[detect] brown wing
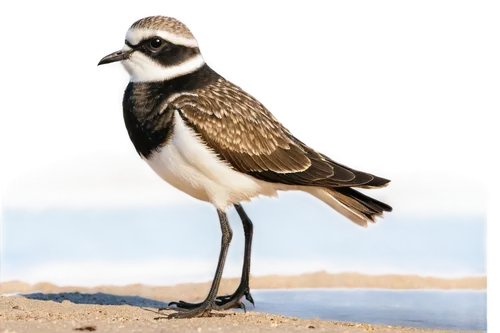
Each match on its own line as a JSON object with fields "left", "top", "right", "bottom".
{"left": 171, "top": 78, "right": 385, "bottom": 188}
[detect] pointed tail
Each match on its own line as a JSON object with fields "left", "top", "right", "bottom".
{"left": 309, "top": 186, "right": 392, "bottom": 227}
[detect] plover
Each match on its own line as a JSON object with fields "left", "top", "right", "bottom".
{"left": 98, "top": 16, "right": 392, "bottom": 318}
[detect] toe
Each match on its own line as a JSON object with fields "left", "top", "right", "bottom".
{"left": 244, "top": 291, "right": 255, "bottom": 306}
{"left": 167, "top": 300, "right": 202, "bottom": 310}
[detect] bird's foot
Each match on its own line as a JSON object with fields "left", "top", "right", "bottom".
{"left": 214, "top": 285, "right": 254, "bottom": 311}
{"left": 158, "top": 299, "right": 220, "bottom": 319}
{"left": 163, "top": 285, "right": 254, "bottom": 314}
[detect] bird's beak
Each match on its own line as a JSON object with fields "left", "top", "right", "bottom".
{"left": 97, "top": 50, "right": 130, "bottom": 66}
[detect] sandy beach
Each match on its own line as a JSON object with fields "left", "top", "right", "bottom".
{"left": 0, "top": 273, "right": 485, "bottom": 332}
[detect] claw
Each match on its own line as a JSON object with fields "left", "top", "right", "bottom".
{"left": 244, "top": 290, "right": 255, "bottom": 306}
{"left": 168, "top": 300, "right": 190, "bottom": 306}
{"left": 167, "top": 300, "right": 204, "bottom": 310}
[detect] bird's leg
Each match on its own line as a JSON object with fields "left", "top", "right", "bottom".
{"left": 165, "top": 209, "right": 233, "bottom": 318}
{"left": 213, "top": 203, "right": 254, "bottom": 310}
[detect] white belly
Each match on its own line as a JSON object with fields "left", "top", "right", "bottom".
{"left": 144, "top": 112, "right": 278, "bottom": 209}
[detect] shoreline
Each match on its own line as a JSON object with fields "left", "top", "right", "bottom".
{"left": 0, "top": 272, "right": 485, "bottom": 333}
{"left": 0, "top": 296, "right": 482, "bottom": 333}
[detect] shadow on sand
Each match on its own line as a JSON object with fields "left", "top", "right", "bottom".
{"left": 22, "top": 292, "right": 170, "bottom": 308}
{"left": 21, "top": 292, "right": 234, "bottom": 319}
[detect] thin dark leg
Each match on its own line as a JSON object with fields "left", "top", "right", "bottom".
{"left": 166, "top": 209, "right": 233, "bottom": 318}
{"left": 170, "top": 203, "right": 255, "bottom": 312}
{"left": 213, "top": 203, "right": 254, "bottom": 310}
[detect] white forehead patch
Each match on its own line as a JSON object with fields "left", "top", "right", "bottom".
{"left": 126, "top": 28, "right": 199, "bottom": 48}
{"left": 122, "top": 52, "right": 205, "bottom": 82}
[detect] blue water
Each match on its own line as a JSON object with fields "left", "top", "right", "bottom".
{"left": 252, "top": 289, "right": 486, "bottom": 331}
{"left": 1, "top": 193, "right": 488, "bottom": 278}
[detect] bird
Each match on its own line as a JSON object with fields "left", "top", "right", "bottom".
{"left": 98, "top": 16, "right": 392, "bottom": 318}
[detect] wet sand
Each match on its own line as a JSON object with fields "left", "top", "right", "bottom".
{"left": 0, "top": 273, "right": 485, "bottom": 332}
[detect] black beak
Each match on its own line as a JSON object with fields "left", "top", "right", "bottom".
{"left": 97, "top": 50, "right": 130, "bottom": 66}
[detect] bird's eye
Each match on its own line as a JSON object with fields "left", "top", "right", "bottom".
{"left": 149, "top": 38, "right": 163, "bottom": 50}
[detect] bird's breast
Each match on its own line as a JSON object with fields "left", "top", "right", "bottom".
{"left": 144, "top": 112, "right": 277, "bottom": 208}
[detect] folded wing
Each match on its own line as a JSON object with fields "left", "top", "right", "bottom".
{"left": 170, "top": 78, "right": 388, "bottom": 189}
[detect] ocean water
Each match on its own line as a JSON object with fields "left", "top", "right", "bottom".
{"left": 252, "top": 289, "right": 487, "bottom": 331}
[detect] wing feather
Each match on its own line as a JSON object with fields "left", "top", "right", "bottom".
{"left": 171, "top": 78, "right": 378, "bottom": 187}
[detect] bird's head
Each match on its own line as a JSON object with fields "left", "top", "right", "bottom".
{"left": 98, "top": 16, "right": 205, "bottom": 82}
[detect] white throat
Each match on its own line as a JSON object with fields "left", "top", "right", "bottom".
{"left": 122, "top": 49, "right": 205, "bottom": 82}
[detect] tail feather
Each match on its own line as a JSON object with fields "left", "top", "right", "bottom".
{"left": 335, "top": 187, "right": 392, "bottom": 215}
{"left": 308, "top": 186, "right": 392, "bottom": 227}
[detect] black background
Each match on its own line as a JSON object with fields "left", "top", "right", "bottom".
{"left": 0, "top": 2, "right": 497, "bottom": 187}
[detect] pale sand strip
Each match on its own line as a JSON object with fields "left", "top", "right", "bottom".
{"left": 1, "top": 272, "right": 486, "bottom": 303}
{"left": 0, "top": 270, "right": 487, "bottom": 333}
